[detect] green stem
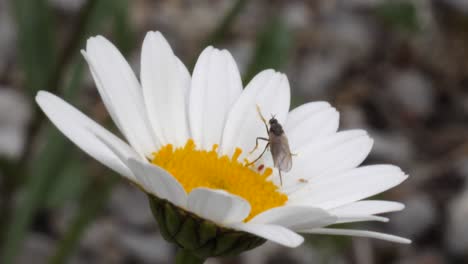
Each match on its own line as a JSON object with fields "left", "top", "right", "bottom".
{"left": 175, "top": 248, "right": 206, "bottom": 264}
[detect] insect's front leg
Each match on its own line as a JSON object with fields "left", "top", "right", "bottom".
{"left": 248, "top": 137, "right": 269, "bottom": 154}
{"left": 279, "top": 169, "right": 283, "bottom": 186}
{"left": 247, "top": 142, "right": 270, "bottom": 166}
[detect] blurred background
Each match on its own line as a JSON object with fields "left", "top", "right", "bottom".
{"left": 1, "top": 0, "right": 468, "bottom": 263}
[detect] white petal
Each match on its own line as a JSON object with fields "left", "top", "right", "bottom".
{"left": 229, "top": 223, "right": 304, "bottom": 248}
{"left": 92, "top": 130, "right": 140, "bottom": 170}
{"left": 334, "top": 215, "right": 389, "bottom": 224}
{"left": 330, "top": 201, "right": 404, "bottom": 225}
{"left": 285, "top": 102, "right": 339, "bottom": 151}
{"left": 289, "top": 165, "right": 408, "bottom": 209}
{"left": 283, "top": 130, "right": 373, "bottom": 188}
{"left": 221, "top": 70, "right": 290, "bottom": 159}
{"left": 249, "top": 206, "right": 336, "bottom": 230}
{"left": 36, "top": 91, "right": 135, "bottom": 180}
{"left": 141, "top": 31, "right": 190, "bottom": 148}
{"left": 80, "top": 51, "right": 123, "bottom": 135}
{"left": 331, "top": 200, "right": 405, "bottom": 216}
{"left": 127, "top": 158, "right": 187, "bottom": 208}
{"left": 300, "top": 228, "right": 411, "bottom": 244}
{"left": 189, "top": 47, "right": 243, "bottom": 150}
{"left": 187, "top": 188, "right": 250, "bottom": 224}
{"left": 83, "top": 36, "right": 156, "bottom": 156}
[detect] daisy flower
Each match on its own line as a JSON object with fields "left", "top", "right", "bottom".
{"left": 36, "top": 31, "right": 410, "bottom": 261}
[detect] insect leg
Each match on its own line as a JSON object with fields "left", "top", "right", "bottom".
{"left": 256, "top": 104, "right": 269, "bottom": 134}
{"left": 246, "top": 143, "right": 270, "bottom": 166}
{"left": 279, "top": 169, "right": 283, "bottom": 186}
{"left": 248, "top": 137, "right": 269, "bottom": 154}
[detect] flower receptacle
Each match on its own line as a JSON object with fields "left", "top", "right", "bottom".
{"left": 148, "top": 195, "right": 265, "bottom": 261}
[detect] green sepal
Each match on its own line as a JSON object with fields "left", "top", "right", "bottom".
{"left": 198, "top": 221, "right": 217, "bottom": 245}
{"left": 148, "top": 195, "right": 266, "bottom": 261}
{"left": 175, "top": 217, "right": 199, "bottom": 251}
{"left": 213, "top": 232, "right": 243, "bottom": 256}
{"left": 149, "top": 197, "right": 174, "bottom": 242}
{"left": 164, "top": 202, "right": 183, "bottom": 237}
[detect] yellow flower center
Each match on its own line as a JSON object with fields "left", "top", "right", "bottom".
{"left": 151, "top": 139, "right": 288, "bottom": 221}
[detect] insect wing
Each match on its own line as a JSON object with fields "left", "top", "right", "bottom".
{"left": 269, "top": 132, "right": 293, "bottom": 172}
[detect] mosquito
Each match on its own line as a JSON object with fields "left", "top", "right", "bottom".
{"left": 247, "top": 105, "right": 293, "bottom": 185}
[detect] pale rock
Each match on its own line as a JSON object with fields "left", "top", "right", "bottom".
{"left": 387, "top": 69, "right": 434, "bottom": 117}
{"left": 117, "top": 230, "right": 172, "bottom": 264}
{"left": 370, "top": 131, "right": 413, "bottom": 166}
{"left": 321, "top": 12, "right": 374, "bottom": 62}
{"left": 240, "top": 242, "right": 324, "bottom": 264}
{"left": 340, "top": 106, "right": 369, "bottom": 130}
{"left": 390, "top": 194, "right": 436, "bottom": 239}
{"left": 17, "top": 233, "right": 55, "bottom": 264}
{"left": 454, "top": 157, "right": 468, "bottom": 183}
{"left": 282, "top": 1, "right": 310, "bottom": 30}
{"left": 80, "top": 219, "right": 118, "bottom": 251}
{"left": 109, "top": 184, "right": 154, "bottom": 227}
{"left": 446, "top": 190, "right": 468, "bottom": 255}
{"left": 226, "top": 40, "right": 253, "bottom": 77}
{"left": 0, "top": 88, "right": 31, "bottom": 159}
{"left": 297, "top": 55, "right": 344, "bottom": 97}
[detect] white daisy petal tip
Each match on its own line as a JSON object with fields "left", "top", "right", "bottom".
{"left": 85, "top": 36, "right": 101, "bottom": 50}
{"left": 141, "top": 27, "right": 190, "bottom": 148}
{"left": 301, "top": 228, "right": 411, "bottom": 244}
{"left": 331, "top": 200, "right": 407, "bottom": 218}
{"left": 143, "top": 31, "right": 171, "bottom": 51}
{"left": 189, "top": 42, "right": 242, "bottom": 149}
{"left": 146, "top": 30, "right": 163, "bottom": 38}
{"left": 79, "top": 49, "right": 87, "bottom": 58}
{"left": 289, "top": 164, "right": 409, "bottom": 209}
{"left": 35, "top": 91, "right": 136, "bottom": 180}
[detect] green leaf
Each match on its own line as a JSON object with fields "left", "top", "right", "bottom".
{"left": 1, "top": 128, "right": 71, "bottom": 264}
{"left": 112, "top": 0, "right": 135, "bottom": 54}
{"left": 47, "top": 2, "right": 135, "bottom": 263}
{"left": 0, "top": 60, "right": 83, "bottom": 263}
{"left": 375, "top": 1, "right": 419, "bottom": 33}
{"left": 44, "top": 155, "right": 89, "bottom": 209}
{"left": 203, "top": 0, "right": 248, "bottom": 46}
{"left": 12, "top": 0, "right": 57, "bottom": 96}
{"left": 188, "top": 0, "right": 248, "bottom": 70}
{"left": 244, "top": 17, "right": 292, "bottom": 83}
{"left": 0, "top": 0, "right": 125, "bottom": 262}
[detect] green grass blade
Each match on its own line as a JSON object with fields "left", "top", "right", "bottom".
{"left": 244, "top": 17, "right": 292, "bottom": 83}
{"left": 47, "top": 1, "right": 135, "bottom": 263}
{"left": 0, "top": 0, "right": 122, "bottom": 261}
{"left": 203, "top": 0, "right": 248, "bottom": 46}
{"left": 0, "top": 61, "right": 85, "bottom": 264}
{"left": 12, "top": 0, "right": 57, "bottom": 96}
{"left": 375, "top": 1, "right": 420, "bottom": 33}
